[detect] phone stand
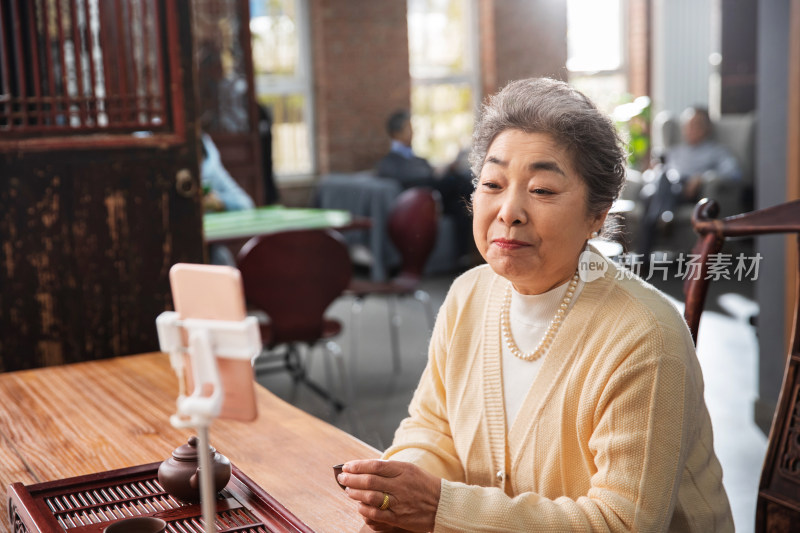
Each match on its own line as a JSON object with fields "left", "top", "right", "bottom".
{"left": 156, "top": 311, "right": 261, "bottom": 533}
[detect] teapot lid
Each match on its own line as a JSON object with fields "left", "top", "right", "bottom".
{"left": 172, "top": 436, "right": 217, "bottom": 462}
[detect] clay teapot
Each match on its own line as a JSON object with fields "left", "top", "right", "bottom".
{"left": 158, "top": 436, "right": 232, "bottom": 503}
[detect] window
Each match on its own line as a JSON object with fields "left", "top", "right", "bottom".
{"left": 249, "top": 0, "right": 313, "bottom": 180}
{"left": 567, "top": 0, "right": 626, "bottom": 114}
{"left": 567, "top": 0, "right": 650, "bottom": 169}
{"left": 407, "top": 0, "right": 478, "bottom": 166}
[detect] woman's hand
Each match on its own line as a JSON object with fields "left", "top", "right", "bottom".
{"left": 338, "top": 459, "right": 440, "bottom": 532}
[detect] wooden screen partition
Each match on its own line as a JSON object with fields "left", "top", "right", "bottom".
{"left": 0, "top": 0, "right": 171, "bottom": 136}
{"left": 0, "top": 1, "right": 205, "bottom": 371}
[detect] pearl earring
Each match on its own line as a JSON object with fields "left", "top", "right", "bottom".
{"left": 590, "top": 231, "right": 599, "bottom": 239}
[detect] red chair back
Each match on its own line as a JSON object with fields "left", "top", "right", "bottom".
{"left": 237, "top": 229, "right": 352, "bottom": 346}
{"left": 387, "top": 187, "right": 439, "bottom": 280}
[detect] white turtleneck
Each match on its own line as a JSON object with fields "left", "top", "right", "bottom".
{"left": 502, "top": 277, "right": 585, "bottom": 426}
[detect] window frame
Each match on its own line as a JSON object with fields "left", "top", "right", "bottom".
{"left": 566, "top": 0, "right": 628, "bottom": 78}
{"left": 408, "top": 0, "right": 481, "bottom": 166}
{"left": 566, "top": 0, "right": 630, "bottom": 114}
{"left": 250, "top": 0, "right": 316, "bottom": 183}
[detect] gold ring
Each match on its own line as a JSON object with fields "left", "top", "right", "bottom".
{"left": 379, "top": 492, "right": 390, "bottom": 511}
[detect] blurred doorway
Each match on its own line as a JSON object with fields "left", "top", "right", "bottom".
{"left": 194, "top": 0, "right": 266, "bottom": 204}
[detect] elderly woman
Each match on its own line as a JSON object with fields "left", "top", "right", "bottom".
{"left": 337, "top": 78, "right": 733, "bottom": 532}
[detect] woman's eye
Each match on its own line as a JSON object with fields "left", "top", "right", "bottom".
{"left": 531, "top": 188, "right": 554, "bottom": 195}
{"left": 481, "top": 181, "right": 501, "bottom": 190}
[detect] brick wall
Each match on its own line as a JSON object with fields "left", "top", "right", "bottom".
{"left": 478, "top": 0, "right": 497, "bottom": 100}
{"left": 628, "top": 0, "right": 651, "bottom": 98}
{"left": 310, "top": 0, "right": 410, "bottom": 174}
{"left": 486, "top": 0, "right": 568, "bottom": 94}
{"left": 304, "top": 0, "right": 570, "bottom": 182}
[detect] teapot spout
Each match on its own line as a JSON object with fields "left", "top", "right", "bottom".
{"left": 189, "top": 468, "right": 201, "bottom": 490}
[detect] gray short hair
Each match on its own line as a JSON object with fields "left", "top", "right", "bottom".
{"left": 469, "top": 78, "right": 627, "bottom": 222}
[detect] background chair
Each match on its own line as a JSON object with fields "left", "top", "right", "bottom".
{"left": 346, "top": 187, "right": 439, "bottom": 375}
{"left": 315, "top": 171, "right": 460, "bottom": 278}
{"left": 237, "top": 229, "right": 352, "bottom": 412}
{"left": 683, "top": 198, "right": 800, "bottom": 532}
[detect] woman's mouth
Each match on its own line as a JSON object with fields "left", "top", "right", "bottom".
{"left": 492, "top": 238, "right": 530, "bottom": 250}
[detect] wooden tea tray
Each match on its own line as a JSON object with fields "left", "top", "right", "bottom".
{"left": 7, "top": 462, "right": 314, "bottom": 533}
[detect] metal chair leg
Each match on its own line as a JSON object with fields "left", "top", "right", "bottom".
{"left": 349, "top": 297, "right": 364, "bottom": 394}
{"left": 258, "top": 343, "right": 346, "bottom": 412}
{"left": 285, "top": 345, "right": 302, "bottom": 404}
{"left": 327, "top": 340, "right": 362, "bottom": 437}
{"left": 321, "top": 343, "right": 337, "bottom": 413}
{"left": 351, "top": 293, "right": 403, "bottom": 377}
{"left": 414, "top": 289, "right": 435, "bottom": 329}
{"left": 387, "top": 296, "right": 402, "bottom": 373}
{"left": 325, "top": 341, "right": 353, "bottom": 406}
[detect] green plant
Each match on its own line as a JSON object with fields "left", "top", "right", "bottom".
{"left": 613, "top": 95, "right": 651, "bottom": 171}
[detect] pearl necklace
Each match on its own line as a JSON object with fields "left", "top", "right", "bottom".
{"left": 500, "top": 271, "right": 580, "bottom": 362}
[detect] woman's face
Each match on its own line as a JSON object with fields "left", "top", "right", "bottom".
{"left": 472, "top": 129, "right": 606, "bottom": 295}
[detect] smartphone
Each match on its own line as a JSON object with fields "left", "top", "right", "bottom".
{"left": 169, "top": 263, "right": 258, "bottom": 422}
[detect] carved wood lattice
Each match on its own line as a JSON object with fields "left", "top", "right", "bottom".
{"left": 778, "top": 382, "right": 800, "bottom": 482}
{"left": 0, "top": 0, "right": 167, "bottom": 135}
{"left": 9, "top": 502, "right": 29, "bottom": 533}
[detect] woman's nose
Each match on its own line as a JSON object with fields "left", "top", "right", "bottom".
{"left": 497, "top": 191, "right": 527, "bottom": 226}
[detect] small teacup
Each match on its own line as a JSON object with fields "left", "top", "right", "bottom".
{"left": 103, "top": 517, "right": 167, "bottom": 533}
{"left": 332, "top": 464, "right": 346, "bottom": 490}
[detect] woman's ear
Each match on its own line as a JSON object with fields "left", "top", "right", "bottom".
{"left": 592, "top": 208, "right": 611, "bottom": 235}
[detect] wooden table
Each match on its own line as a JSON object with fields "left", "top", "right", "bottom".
{"left": 0, "top": 353, "right": 379, "bottom": 532}
{"left": 204, "top": 206, "right": 370, "bottom": 244}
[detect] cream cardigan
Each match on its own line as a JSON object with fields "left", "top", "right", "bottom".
{"left": 383, "top": 260, "right": 733, "bottom": 532}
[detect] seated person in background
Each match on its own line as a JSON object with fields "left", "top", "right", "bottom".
{"left": 636, "top": 106, "right": 741, "bottom": 260}
{"left": 201, "top": 132, "right": 255, "bottom": 213}
{"left": 201, "top": 132, "right": 255, "bottom": 265}
{"left": 377, "top": 109, "right": 438, "bottom": 189}
{"left": 661, "top": 106, "right": 741, "bottom": 199}
{"left": 377, "top": 110, "right": 475, "bottom": 263}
